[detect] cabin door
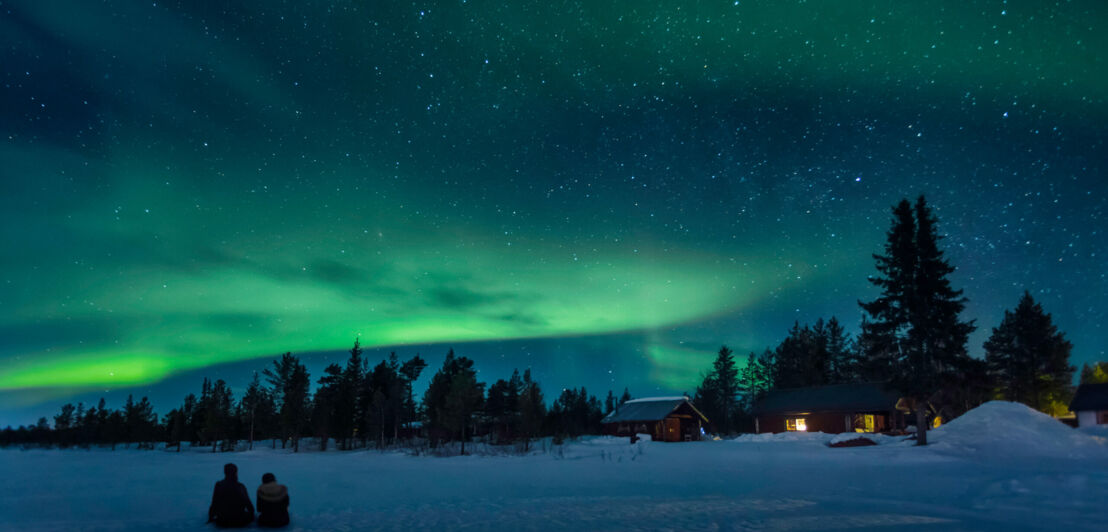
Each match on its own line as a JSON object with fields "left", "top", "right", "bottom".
{"left": 664, "top": 417, "right": 681, "bottom": 442}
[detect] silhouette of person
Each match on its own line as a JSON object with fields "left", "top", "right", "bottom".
{"left": 208, "top": 463, "right": 254, "bottom": 528}
{"left": 256, "top": 472, "right": 290, "bottom": 528}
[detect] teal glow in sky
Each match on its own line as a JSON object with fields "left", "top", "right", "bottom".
{"left": 1, "top": 1, "right": 1105, "bottom": 422}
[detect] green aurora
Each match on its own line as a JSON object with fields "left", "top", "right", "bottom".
{"left": 1, "top": 1, "right": 1105, "bottom": 419}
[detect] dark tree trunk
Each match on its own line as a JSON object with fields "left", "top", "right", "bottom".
{"left": 915, "top": 406, "right": 928, "bottom": 446}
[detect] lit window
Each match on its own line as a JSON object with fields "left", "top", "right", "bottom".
{"left": 786, "top": 418, "right": 807, "bottom": 431}
{"left": 853, "top": 414, "right": 877, "bottom": 433}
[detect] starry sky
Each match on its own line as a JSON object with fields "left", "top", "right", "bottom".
{"left": 1, "top": 1, "right": 1105, "bottom": 425}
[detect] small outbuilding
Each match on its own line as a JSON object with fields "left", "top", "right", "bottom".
{"left": 602, "top": 396, "right": 709, "bottom": 442}
{"left": 750, "top": 383, "right": 906, "bottom": 434}
{"left": 1069, "top": 383, "right": 1108, "bottom": 427}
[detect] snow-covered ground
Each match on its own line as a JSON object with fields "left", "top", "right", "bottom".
{"left": 2, "top": 401, "right": 1106, "bottom": 531}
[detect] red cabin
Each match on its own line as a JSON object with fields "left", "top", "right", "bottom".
{"left": 750, "top": 383, "right": 906, "bottom": 434}
{"left": 602, "top": 396, "right": 709, "bottom": 442}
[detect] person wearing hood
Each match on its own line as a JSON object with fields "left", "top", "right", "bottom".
{"left": 256, "top": 472, "right": 290, "bottom": 528}
{"left": 208, "top": 463, "right": 254, "bottom": 528}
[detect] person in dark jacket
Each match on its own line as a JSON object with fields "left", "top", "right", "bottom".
{"left": 256, "top": 472, "right": 290, "bottom": 528}
{"left": 208, "top": 463, "right": 254, "bottom": 528}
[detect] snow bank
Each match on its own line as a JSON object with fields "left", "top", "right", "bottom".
{"left": 930, "top": 401, "right": 1108, "bottom": 459}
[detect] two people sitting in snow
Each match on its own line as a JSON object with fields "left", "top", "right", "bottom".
{"left": 208, "top": 463, "right": 290, "bottom": 528}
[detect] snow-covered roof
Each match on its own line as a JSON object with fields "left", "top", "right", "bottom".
{"left": 624, "top": 396, "right": 687, "bottom": 404}
{"left": 602, "top": 396, "right": 707, "bottom": 424}
{"left": 1070, "top": 383, "right": 1108, "bottom": 411}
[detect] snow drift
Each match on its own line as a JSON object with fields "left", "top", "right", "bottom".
{"left": 929, "top": 400, "right": 1108, "bottom": 459}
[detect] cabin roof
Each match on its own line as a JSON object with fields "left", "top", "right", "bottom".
{"left": 624, "top": 396, "right": 686, "bottom": 404}
{"left": 750, "top": 382, "right": 900, "bottom": 416}
{"left": 1070, "top": 383, "right": 1108, "bottom": 411}
{"left": 602, "top": 397, "right": 708, "bottom": 423}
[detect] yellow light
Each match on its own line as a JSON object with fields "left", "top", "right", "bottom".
{"left": 796, "top": 418, "right": 807, "bottom": 431}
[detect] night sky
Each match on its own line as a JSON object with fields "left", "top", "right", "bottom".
{"left": 1, "top": 1, "right": 1105, "bottom": 424}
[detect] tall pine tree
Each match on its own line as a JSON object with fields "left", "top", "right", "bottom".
{"left": 693, "top": 346, "right": 741, "bottom": 434}
{"left": 910, "top": 196, "right": 976, "bottom": 433}
{"left": 860, "top": 196, "right": 974, "bottom": 445}
{"left": 264, "top": 352, "right": 311, "bottom": 452}
{"left": 859, "top": 200, "right": 916, "bottom": 383}
{"left": 985, "top": 291, "right": 1075, "bottom": 415}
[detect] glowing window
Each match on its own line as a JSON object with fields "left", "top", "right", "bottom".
{"left": 785, "top": 418, "right": 807, "bottom": 432}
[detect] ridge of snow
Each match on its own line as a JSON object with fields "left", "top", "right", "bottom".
{"left": 624, "top": 396, "right": 687, "bottom": 404}
{"left": 929, "top": 400, "right": 1108, "bottom": 460}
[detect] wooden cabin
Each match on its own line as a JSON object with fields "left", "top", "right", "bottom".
{"left": 1070, "top": 383, "right": 1108, "bottom": 428}
{"left": 602, "top": 396, "right": 709, "bottom": 442}
{"left": 750, "top": 383, "right": 906, "bottom": 434}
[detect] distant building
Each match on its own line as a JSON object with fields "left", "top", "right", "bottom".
{"left": 750, "top": 383, "right": 906, "bottom": 434}
{"left": 1069, "top": 383, "right": 1108, "bottom": 427}
{"left": 602, "top": 396, "right": 709, "bottom": 442}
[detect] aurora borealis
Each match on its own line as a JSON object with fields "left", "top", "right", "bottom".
{"left": 1, "top": 1, "right": 1105, "bottom": 423}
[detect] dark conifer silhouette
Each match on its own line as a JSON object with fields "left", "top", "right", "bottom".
{"left": 860, "top": 196, "right": 974, "bottom": 445}
{"left": 264, "top": 353, "right": 311, "bottom": 452}
{"left": 694, "top": 346, "right": 742, "bottom": 434}
{"left": 517, "top": 369, "right": 546, "bottom": 451}
{"left": 985, "top": 291, "right": 1075, "bottom": 415}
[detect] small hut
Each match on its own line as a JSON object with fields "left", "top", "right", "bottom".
{"left": 601, "top": 396, "right": 709, "bottom": 442}
{"left": 750, "top": 383, "right": 906, "bottom": 434}
{"left": 1070, "top": 383, "right": 1108, "bottom": 427}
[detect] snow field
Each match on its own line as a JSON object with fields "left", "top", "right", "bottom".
{"left": 1, "top": 401, "right": 1105, "bottom": 531}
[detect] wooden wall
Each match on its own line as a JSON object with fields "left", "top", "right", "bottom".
{"left": 755, "top": 410, "right": 901, "bottom": 434}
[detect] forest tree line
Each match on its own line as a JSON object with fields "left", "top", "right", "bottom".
{"left": 2, "top": 196, "right": 1099, "bottom": 449}
{"left": 0, "top": 343, "right": 632, "bottom": 453}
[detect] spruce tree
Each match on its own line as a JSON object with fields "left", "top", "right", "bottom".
{"left": 312, "top": 363, "right": 343, "bottom": 451}
{"left": 442, "top": 369, "right": 484, "bottom": 454}
{"left": 985, "top": 291, "right": 1075, "bottom": 414}
{"left": 908, "top": 196, "right": 975, "bottom": 439}
{"left": 485, "top": 377, "right": 516, "bottom": 443}
{"left": 859, "top": 199, "right": 916, "bottom": 383}
{"left": 693, "top": 346, "right": 741, "bottom": 434}
{"left": 335, "top": 339, "right": 364, "bottom": 450}
{"left": 423, "top": 349, "right": 480, "bottom": 447}
{"left": 619, "top": 388, "right": 632, "bottom": 405}
{"left": 364, "top": 357, "right": 403, "bottom": 449}
{"left": 860, "top": 196, "right": 975, "bottom": 445}
{"left": 239, "top": 372, "right": 271, "bottom": 450}
{"left": 773, "top": 323, "right": 828, "bottom": 388}
{"left": 264, "top": 352, "right": 311, "bottom": 452}
{"left": 517, "top": 369, "right": 545, "bottom": 451}
{"left": 822, "top": 317, "right": 855, "bottom": 383}
{"left": 399, "top": 354, "right": 428, "bottom": 436}
{"left": 739, "top": 350, "right": 775, "bottom": 408}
